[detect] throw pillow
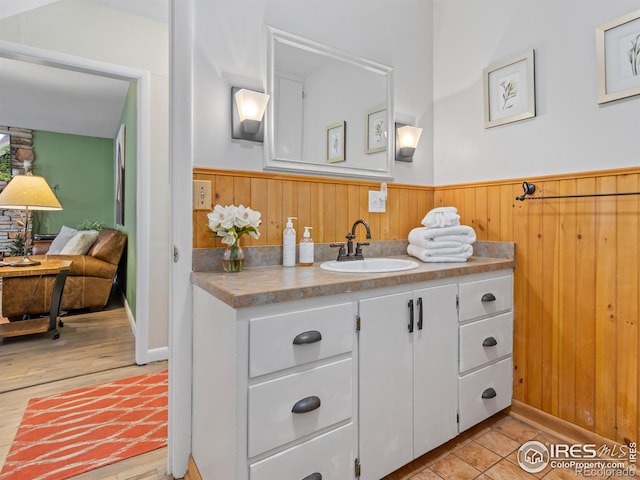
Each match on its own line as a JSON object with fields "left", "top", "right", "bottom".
{"left": 60, "top": 230, "right": 100, "bottom": 255}
{"left": 87, "top": 229, "right": 127, "bottom": 264}
{"left": 46, "top": 225, "right": 78, "bottom": 254}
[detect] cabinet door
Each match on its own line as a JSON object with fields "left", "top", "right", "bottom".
{"left": 358, "top": 291, "right": 413, "bottom": 480}
{"left": 413, "top": 284, "right": 459, "bottom": 457}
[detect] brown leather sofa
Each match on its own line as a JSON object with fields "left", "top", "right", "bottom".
{"left": 2, "top": 229, "right": 127, "bottom": 319}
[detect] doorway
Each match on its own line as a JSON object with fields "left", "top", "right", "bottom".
{"left": 0, "top": 41, "right": 153, "bottom": 362}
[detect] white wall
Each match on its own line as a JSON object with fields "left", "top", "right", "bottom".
{"left": 433, "top": 0, "right": 640, "bottom": 185}
{"left": 0, "top": 0, "right": 170, "bottom": 352}
{"left": 192, "top": 0, "right": 434, "bottom": 186}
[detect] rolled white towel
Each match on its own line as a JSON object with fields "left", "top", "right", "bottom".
{"left": 407, "top": 243, "right": 472, "bottom": 263}
{"left": 409, "top": 243, "right": 473, "bottom": 257}
{"left": 408, "top": 235, "right": 464, "bottom": 250}
{"left": 421, "top": 207, "right": 460, "bottom": 228}
{"left": 408, "top": 225, "right": 477, "bottom": 245}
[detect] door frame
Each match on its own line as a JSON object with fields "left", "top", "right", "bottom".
{"left": 168, "top": 0, "right": 195, "bottom": 474}
{"left": 0, "top": 39, "right": 153, "bottom": 364}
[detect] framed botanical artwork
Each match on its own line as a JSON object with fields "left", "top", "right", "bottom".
{"left": 365, "top": 107, "right": 387, "bottom": 154}
{"left": 326, "top": 121, "right": 346, "bottom": 163}
{"left": 483, "top": 50, "right": 535, "bottom": 128}
{"left": 596, "top": 9, "right": 640, "bottom": 104}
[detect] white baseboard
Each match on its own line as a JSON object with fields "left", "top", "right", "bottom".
{"left": 145, "top": 346, "right": 169, "bottom": 363}
{"left": 123, "top": 293, "right": 136, "bottom": 334}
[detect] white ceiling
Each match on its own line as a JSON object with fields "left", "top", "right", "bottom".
{"left": 0, "top": 57, "right": 132, "bottom": 138}
{"left": 0, "top": 0, "right": 167, "bottom": 139}
{"left": 88, "top": 0, "right": 168, "bottom": 24}
{"left": 0, "top": 0, "right": 168, "bottom": 23}
{"left": 0, "top": 0, "right": 59, "bottom": 21}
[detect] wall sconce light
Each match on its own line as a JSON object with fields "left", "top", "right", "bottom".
{"left": 231, "top": 87, "right": 270, "bottom": 142}
{"left": 395, "top": 123, "right": 423, "bottom": 162}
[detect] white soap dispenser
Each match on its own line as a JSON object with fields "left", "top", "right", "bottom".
{"left": 283, "top": 217, "right": 297, "bottom": 267}
{"left": 299, "top": 226, "right": 314, "bottom": 267}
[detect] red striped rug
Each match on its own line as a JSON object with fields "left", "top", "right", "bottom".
{"left": 0, "top": 369, "right": 168, "bottom": 480}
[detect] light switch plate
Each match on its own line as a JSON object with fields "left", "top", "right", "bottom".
{"left": 193, "top": 180, "right": 212, "bottom": 210}
{"left": 368, "top": 191, "right": 386, "bottom": 213}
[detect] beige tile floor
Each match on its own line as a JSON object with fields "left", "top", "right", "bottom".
{"left": 382, "top": 412, "right": 636, "bottom": 480}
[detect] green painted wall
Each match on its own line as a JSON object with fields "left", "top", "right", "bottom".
{"left": 33, "top": 131, "right": 114, "bottom": 234}
{"left": 118, "top": 82, "right": 137, "bottom": 315}
{"left": 31, "top": 82, "right": 137, "bottom": 317}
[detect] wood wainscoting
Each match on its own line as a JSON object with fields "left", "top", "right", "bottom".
{"left": 193, "top": 168, "right": 434, "bottom": 248}
{"left": 434, "top": 167, "right": 640, "bottom": 445}
{"left": 192, "top": 166, "right": 639, "bottom": 446}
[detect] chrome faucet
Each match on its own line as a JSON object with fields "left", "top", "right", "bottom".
{"left": 330, "top": 219, "right": 371, "bottom": 261}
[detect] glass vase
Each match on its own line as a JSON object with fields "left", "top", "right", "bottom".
{"left": 222, "top": 240, "right": 244, "bottom": 272}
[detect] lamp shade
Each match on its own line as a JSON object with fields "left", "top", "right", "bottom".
{"left": 0, "top": 174, "right": 62, "bottom": 211}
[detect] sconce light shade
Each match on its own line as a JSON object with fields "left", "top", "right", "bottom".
{"left": 231, "top": 87, "right": 270, "bottom": 142}
{"left": 396, "top": 123, "right": 422, "bottom": 162}
{"left": 395, "top": 123, "right": 423, "bottom": 162}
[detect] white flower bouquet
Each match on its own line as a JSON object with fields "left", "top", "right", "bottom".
{"left": 207, "top": 204, "right": 262, "bottom": 246}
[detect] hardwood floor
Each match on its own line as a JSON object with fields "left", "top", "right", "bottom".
{"left": 0, "top": 294, "right": 172, "bottom": 480}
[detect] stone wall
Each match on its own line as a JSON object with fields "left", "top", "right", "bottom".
{"left": 0, "top": 127, "right": 34, "bottom": 258}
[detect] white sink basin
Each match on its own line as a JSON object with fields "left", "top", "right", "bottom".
{"left": 320, "top": 258, "right": 419, "bottom": 273}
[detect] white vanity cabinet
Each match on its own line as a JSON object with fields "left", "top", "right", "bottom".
{"left": 457, "top": 274, "right": 514, "bottom": 432}
{"left": 191, "top": 265, "right": 514, "bottom": 480}
{"left": 358, "top": 284, "right": 459, "bottom": 480}
{"left": 192, "top": 287, "right": 356, "bottom": 480}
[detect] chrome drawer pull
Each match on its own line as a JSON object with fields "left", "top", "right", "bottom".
{"left": 293, "top": 330, "right": 322, "bottom": 345}
{"left": 292, "top": 395, "right": 321, "bottom": 414}
{"left": 302, "top": 473, "right": 322, "bottom": 480}
{"left": 482, "top": 336, "right": 498, "bottom": 347}
{"left": 482, "top": 387, "right": 497, "bottom": 399}
{"left": 481, "top": 293, "right": 496, "bottom": 302}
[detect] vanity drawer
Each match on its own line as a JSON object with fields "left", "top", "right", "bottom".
{"left": 248, "top": 358, "right": 353, "bottom": 457}
{"left": 249, "top": 303, "right": 354, "bottom": 377}
{"left": 250, "top": 423, "right": 353, "bottom": 480}
{"left": 459, "top": 312, "right": 513, "bottom": 373}
{"left": 458, "top": 275, "right": 513, "bottom": 322}
{"left": 458, "top": 357, "right": 512, "bottom": 432}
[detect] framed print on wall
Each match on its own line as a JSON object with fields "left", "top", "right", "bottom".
{"left": 365, "top": 107, "right": 387, "bottom": 154}
{"left": 596, "top": 9, "right": 640, "bottom": 104}
{"left": 483, "top": 50, "right": 535, "bottom": 128}
{"left": 326, "top": 121, "right": 346, "bottom": 163}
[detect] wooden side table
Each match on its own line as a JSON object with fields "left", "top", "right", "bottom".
{"left": 0, "top": 260, "right": 72, "bottom": 340}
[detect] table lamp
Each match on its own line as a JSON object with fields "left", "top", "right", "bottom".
{"left": 0, "top": 173, "right": 63, "bottom": 266}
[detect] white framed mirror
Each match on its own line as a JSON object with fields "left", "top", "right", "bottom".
{"left": 265, "top": 26, "right": 394, "bottom": 180}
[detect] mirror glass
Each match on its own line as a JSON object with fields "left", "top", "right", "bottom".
{"left": 265, "top": 27, "right": 394, "bottom": 180}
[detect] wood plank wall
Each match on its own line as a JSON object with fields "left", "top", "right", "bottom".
{"left": 192, "top": 166, "right": 640, "bottom": 445}
{"left": 434, "top": 167, "right": 640, "bottom": 445}
{"left": 193, "top": 168, "right": 434, "bottom": 248}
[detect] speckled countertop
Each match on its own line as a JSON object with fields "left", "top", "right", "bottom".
{"left": 191, "top": 241, "right": 515, "bottom": 309}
